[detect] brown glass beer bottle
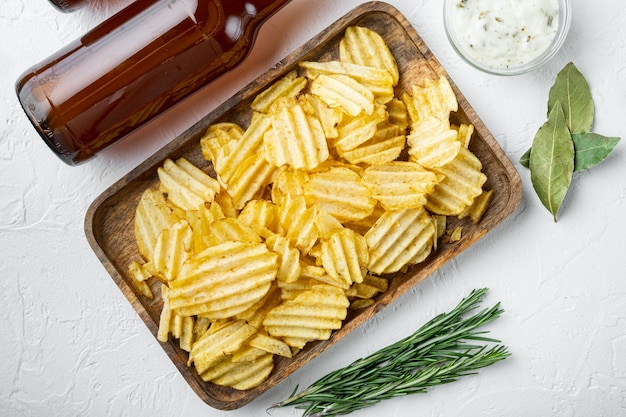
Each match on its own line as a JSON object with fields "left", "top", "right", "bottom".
{"left": 17, "top": 0, "right": 292, "bottom": 165}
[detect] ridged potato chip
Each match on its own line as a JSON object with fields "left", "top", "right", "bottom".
{"left": 158, "top": 158, "right": 220, "bottom": 211}
{"left": 201, "top": 352, "right": 274, "bottom": 390}
{"left": 152, "top": 219, "right": 192, "bottom": 282}
{"left": 425, "top": 147, "right": 488, "bottom": 216}
{"left": 365, "top": 207, "right": 437, "bottom": 274}
{"left": 265, "top": 102, "right": 329, "bottom": 170}
{"left": 223, "top": 151, "right": 276, "bottom": 210}
{"left": 319, "top": 228, "right": 368, "bottom": 286}
{"left": 168, "top": 241, "right": 278, "bottom": 318}
{"left": 134, "top": 188, "right": 184, "bottom": 262}
{"left": 263, "top": 284, "right": 350, "bottom": 345}
{"left": 403, "top": 75, "right": 457, "bottom": 123}
{"left": 200, "top": 122, "right": 244, "bottom": 163}
{"left": 339, "top": 25, "right": 399, "bottom": 86}
{"left": 407, "top": 118, "right": 461, "bottom": 169}
{"left": 251, "top": 70, "right": 307, "bottom": 114}
{"left": 303, "top": 166, "right": 376, "bottom": 223}
{"left": 361, "top": 161, "right": 439, "bottom": 210}
{"left": 310, "top": 73, "right": 375, "bottom": 117}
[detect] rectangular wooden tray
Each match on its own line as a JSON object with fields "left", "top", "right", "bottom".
{"left": 85, "top": 1, "right": 522, "bottom": 411}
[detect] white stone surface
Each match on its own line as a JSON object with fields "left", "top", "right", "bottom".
{"left": 2, "top": 0, "right": 625, "bottom": 416}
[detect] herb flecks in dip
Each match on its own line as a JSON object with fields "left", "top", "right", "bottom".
{"left": 452, "top": 0, "right": 559, "bottom": 69}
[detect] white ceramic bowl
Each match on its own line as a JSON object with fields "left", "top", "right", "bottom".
{"left": 443, "top": 0, "right": 571, "bottom": 75}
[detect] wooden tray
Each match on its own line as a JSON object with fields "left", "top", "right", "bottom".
{"left": 85, "top": 1, "right": 522, "bottom": 410}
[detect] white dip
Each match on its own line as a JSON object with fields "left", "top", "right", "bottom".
{"left": 451, "top": 0, "right": 559, "bottom": 69}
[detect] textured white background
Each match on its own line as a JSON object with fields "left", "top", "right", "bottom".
{"left": 2, "top": 0, "right": 626, "bottom": 416}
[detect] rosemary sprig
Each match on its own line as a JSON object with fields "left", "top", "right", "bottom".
{"left": 272, "top": 288, "right": 510, "bottom": 417}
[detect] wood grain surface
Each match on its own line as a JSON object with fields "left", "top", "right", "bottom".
{"left": 85, "top": 1, "right": 522, "bottom": 410}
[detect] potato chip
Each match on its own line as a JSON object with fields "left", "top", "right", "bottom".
{"left": 266, "top": 233, "right": 301, "bottom": 283}
{"left": 189, "top": 319, "right": 257, "bottom": 374}
{"left": 134, "top": 188, "right": 184, "bottom": 262}
{"left": 270, "top": 166, "right": 308, "bottom": 205}
{"left": 231, "top": 345, "right": 268, "bottom": 363}
{"left": 263, "top": 284, "right": 350, "bottom": 346}
{"left": 153, "top": 219, "right": 193, "bottom": 281}
{"left": 300, "top": 60, "right": 394, "bottom": 104}
{"left": 303, "top": 166, "right": 376, "bottom": 223}
{"left": 234, "top": 284, "right": 282, "bottom": 329}
{"left": 299, "top": 93, "right": 344, "bottom": 139}
{"left": 157, "top": 158, "right": 220, "bottom": 211}
{"left": 214, "top": 115, "right": 272, "bottom": 185}
{"left": 224, "top": 151, "right": 276, "bottom": 210}
{"left": 265, "top": 102, "right": 329, "bottom": 170}
{"left": 277, "top": 193, "right": 319, "bottom": 255}
{"left": 339, "top": 26, "right": 400, "bottom": 86}
{"left": 200, "top": 122, "right": 244, "bottom": 163}
{"left": 127, "top": 261, "right": 154, "bottom": 299}
{"left": 365, "top": 207, "right": 437, "bottom": 274}
{"left": 248, "top": 330, "right": 293, "bottom": 358}
{"left": 339, "top": 121, "right": 406, "bottom": 165}
{"left": 168, "top": 241, "right": 278, "bottom": 318}
{"left": 403, "top": 75, "right": 457, "bottom": 123}
{"left": 385, "top": 97, "right": 409, "bottom": 129}
{"left": 425, "top": 146, "right": 488, "bottom": 216}
{"left": 310, "top": 73, "right": 375, "bottom": 117}
{"left": 319, "top": 228, "right": 368, "bottom": 285}
{"left": 251, "top": 70, "right": 308, "bottom": 114}
{"left": 458, "top": 188, "right": 494, "bottom": 224}
{"left": 345, "top": 274, "right": 389, "bottom": 299}
{"left": 204, "top": 217, "right": 262, "bottom": 247}
{"left": 454, "top": 123, "right": 475, "bottom": 149}
{"left": 407, "top": 117, "right": 461, "bottom": 169}
{"left": 201, "top": 352, "right": 274, "bottom": 390}
{"left": 238, "top": 199, "right": 280, "bottom": 238}
{"left": 361, "top": 161, "right": 439, "bottom": 210}
{"left": 333, "top": 104, "right": 386, "bottom": 153}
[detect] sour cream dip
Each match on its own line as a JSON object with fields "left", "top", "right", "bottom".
{"left": 447, "top": 0, "right": 561, "bottom": 71}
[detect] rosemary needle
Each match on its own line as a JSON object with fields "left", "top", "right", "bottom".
{"left": 272, "top": 288, "right": 510, "bottom": 417}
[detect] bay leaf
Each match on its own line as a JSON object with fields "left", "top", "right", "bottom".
{"left": 548, "top": 62, "right": 594, "bottom": 134}
{"left": 572, "top": 132, "right": 621, "bottom": 171}
{"left": 521, "top": 133, "right": 620, "bottom": 172}
{"left": 530, "top": 102, "right": 574, "bottom": 221}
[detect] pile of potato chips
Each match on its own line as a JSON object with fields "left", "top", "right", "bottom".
{"left": 127, "top": 25, "right": 493, "bottom": 391}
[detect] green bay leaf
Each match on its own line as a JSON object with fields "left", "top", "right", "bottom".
{"left": 530, "top": 102, "right": 575, "bottom": 221}
{"left": 519, "top": 148, "right": 531, "bottom": 169}
{"left": 572, "top": 132, "right": 620, "bottom": 171}
{"left": 548, "top": 62, "right": 594, "bottom": 134}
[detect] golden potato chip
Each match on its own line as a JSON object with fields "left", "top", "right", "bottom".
{"left": 224, "top": 151, "right": 276, "bottom": 210}
{"left": 238, "top": 199, "right": 280, "bottom": 238}
{"left": 332, "top": 104, "right": 386, "bottom": 153}
{"left": 350, "top": 298, "right": 375, "bottom": 309}
{"left": 134, "top": 188, "right": 184, "bottom": 262}
{"left": 454, "top": 123, "right": 475, "bottom": 148}
{"left": 251, "top": 70, "right": 308, "bottom": 114}
{"left": 303, "top": 166, "right": 376, "bottom": 223}
{"left": 168, "top": 241, "right": 278, "bottom": 318}
{"left": 157, "top": 158, "right": 220, "bottom": 211}
{"left": 300, "top": 60, "right": 394, "bottom": 104}
{"left": 234, "top": 284, "right": 282, "bottom": 329}
{"left": 458, "top": 188, "right": 494, "bottom": 224}
{"left": 153, "top": 219, "right": 193, "bottom": 281}
{"left": 361, "top": 161, "right": 439, "bottom": 210}
{"left": 213, "top": 187, "right": 238, "bottom": 218}
{"left": 319, "top": 228, "right": 368, "bottom": 286}
{"left": 204, "top": 217, "right": 262, "bottom": 247}
{"left": 127, "top": 261, "right": 154, "bottom": 299}
{"left": 264, "top": 284, "right": 349, "bottom": 346}
{"left": 201, "top": 352, "right": 274, "bottom": 390}
{"left": 339, "top": 121, "right": 406, "bottom": 165}
{"left": 277, "top": 193, "right": 319, "bottom": 255}
{"left": 214, "top": 115, "right": 272, "bottom": 185}
{"left": 200, "top": 122, "right": 244, "bottom": 163}
{"left": 314, "top": 209, "right": 344, "bottom": 241}
{"left": 248, "top": 330, "right": 293, "bottom": 358}
{"left": 189, "top": 319, "right": 257, "bottom": 374}
{"left": 231, "top": 345, "right": 268, "bottom": 363}
{"left": 403, "top": 75, "right": 457, "bottom": 123}
{"left": 385, "top": 97, "right": 409, "bottom": 129}
{"left": 365, "top": 207, "right": 436, "bottom": 274}
{"left": 339, "top": 26, "right": 400, "bottom": 86}
{"left": 310, "top": 73, "right": 375, "bottom": 117}
{"left": 425, "top": 146, "right": 488, "bottom": 216}
{"left": 300, "top": 93, "right": 344, "bottom": 139}
{"left": 407, "top": 118, "right": 461, "bottom": 169}
{"left": 270, "top": 166, "right": 308, "bottom": 205}
{"left": 266, "top": 233, "right": 301, "bottom": 283}
{"left": 345, "top": 274, "right": 389, "bottom": 299}
{"left": 265, "top": 102, "right": 329, "bottom": 170}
